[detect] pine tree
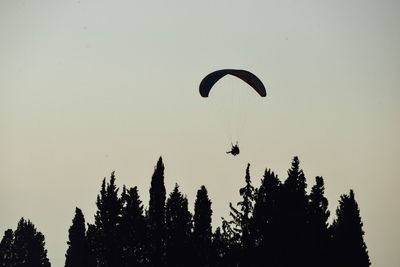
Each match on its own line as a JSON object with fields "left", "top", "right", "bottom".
{"left": 165, "top": 184, "right": 192, "bottom": 267}
{"left": 281, "top": 156, "right": 309, "bottom": 267}
{"left": 0, "top": 229, "right": 14, "bottom": 267}
{"left": 12, "top": 218, "right": 51, "bottom": 267}
{"left": 331, "top": 190, "right": 370, "bottom": 267}
{"left": 193, "top": 185, "right": 212, "bottom": 266}
{"left": 252, "top": 168, "right": 283, "bottom": 266}
{"left": 120, "top": 186, "right": 147, "bottom": 266}
{"left": 308, "top": 176, "right": 330, "bottom": 267}
{"left": 92, "top": 172, "right": 124, "bottom": 267}
{"left": 65, "top": 207, "right": 87, "bottom": 267}
{"left": 147, "top": 157, "right": 167, "bottom": 266}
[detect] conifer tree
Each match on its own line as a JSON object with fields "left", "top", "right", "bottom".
{"left": 92, "top": 172, "right": 124, "bottom": 267}
{"left": 331, "top": 190, "right": 370, "bottom": 267}
{"left": 224, "top": 163, "right": 255, "bottom": 266}
{"left": 12, "top": 218, "right": 50, "bottom": 267}
{"left": 279, "top": 156, "right": 310, "bottom": 266}
{"left": 211, "top": 227, "right": 227, "bottom": 266}
{"left": 65, "top": 207, "right": 87, "bottom": 267}
{"left": 120, "top": 186, "right": 147, "bottom": 266}
{"left": 165, "top": 184, "right": 193, "bottom": 267}
{"left": 148, "top": 157, "right": 166, "bottom": 266}
{"left": 85, "top": 224, "right": 98, "bottom": 267}
{"left": 252, "top": 168, "right": 283, "bottom": 266}
{"left": 308, "top": 176, "right": 330, "bottom": 267}
{"left": 0, "top": 229, "right": 14, "bottom": 267}
{"left": 193, "top": 185, "right": 213, "bottom": 266}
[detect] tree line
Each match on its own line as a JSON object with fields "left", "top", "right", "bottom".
{"left": 0, "top": 156, "right": 370, "bottom": 266}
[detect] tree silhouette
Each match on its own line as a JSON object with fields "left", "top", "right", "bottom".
{"left": 308, "top": 176, "right": 330, "bottom": 267}
{"left": 331, "top": 190, "right": 371, "bottom": 267}
{"left": 120, "top": 186, "right": 147, "bottom": 266}
{"left": 252, "top": 168, "right": 283, "bottom": 266}
{"left": 90, "top": 172, "right": 124, "bottom": 267}
{"left": 85, "top": 224, "right": 98, "bottom": 267}
{"left": 148, "top": 157, "right": 167, "bottom": 266}
{"left": 165, "top": 184, "right": 193, "bottom": 267}
{"left": 2, "top": 155, "right": 373, "bottom": 267}
{"left": 210, "top": 227, "right": 228, "bottom": 266}
{"left": 223, "top": 163, "right": 255, "bottom": 266}
{"left": 12, "top": 218, "right": 50, "bottom": 267}
{"left": 65, "top": 207, "right": 88, "bottom": 267}
{"left": 280, "top": 156, "right": 309, "bottom": 267}
{"left": 0, "top": 229, "right": 14, "bottom": 267}
{"left": 193, "top": 185, "right": 213, "bottom": 267}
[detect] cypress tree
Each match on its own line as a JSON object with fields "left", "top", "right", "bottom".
{"left": 308, "top": 176, "right": 330, "bottom": 267}
{"left": 193, "top": 185, "right": 212, "bottom": 266}
{"left": 148, "top": 157, "right": 166, "bottom": 266}
{"left": 252, "top": 168, "right": 283, "bottom": 266}
{"left": 85, "top": 224, "right": 98, "bottom": 267}
{"left": 165, "top": 184, "right": 192, "bottom": 267}
{"left": 331, "top": 190, "right": 370, "bottom": 267}
{"left": 280, "top": 156, "right": 309, "bottom": 266}
{"left": 92, "top": 172, "right": 124, "bottom": 267}
{"left": 65, "top": 207, "right": 87, "bottom": 267}
{"left": 120, "top": 186, "right": 147, "bottom": 266}
{"left": 0, "top": 229, "right": 14, "bottom": 267}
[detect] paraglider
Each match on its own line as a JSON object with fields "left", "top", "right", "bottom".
{"left": 199, "top": 69, "right": 266, "bottom": 156}
{"left": 226, "top": 142, "right": 240, "bottom": 156}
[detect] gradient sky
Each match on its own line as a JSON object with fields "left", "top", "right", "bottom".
{"left": 1, "top": 1, "right": 399, "bottom": 266}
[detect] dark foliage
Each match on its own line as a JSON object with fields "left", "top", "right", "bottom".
{"left": 0, "top": 229, "right": 14, "bottom": 267}
{"left": 90, "top": 171, "right": 124, "bottom": 267}
{"left": 65, "top": 207, "right": 88, "bottom": 267}
{"left": 252, "top": 168, "right": 283, "bottom": 266}
{"left": 120, "top": 186, "right": 147, "bottom": 266}
{"left": 280, "top": 156, "right": 310, "bottom": 267}
{"left": 308, "top": 176, "right": 330, "bottom": 267}
{"left": 148, "top": 157, "right": 167, "bottom": 266}
{"left": 2, "top": 156, "right": 371, "bottom": 267}
{"left": 193, "top": 185, "right": 213, "bottom": 266}
{"left": 330, "top": 190, "right": 371, "bottom": 267}
{"left": 0, "top": 218, "right": 50, "bottom": 267}
{"left": 165, "top": 184, "right": 193, "bottom": 266}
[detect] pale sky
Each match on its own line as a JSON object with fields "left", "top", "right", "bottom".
{"left": 1, "top": 1, "right": 399, "bottom": 266}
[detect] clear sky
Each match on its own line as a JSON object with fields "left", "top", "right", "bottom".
{"left": 1, "top": 0, "right": 399, "bottom": 266}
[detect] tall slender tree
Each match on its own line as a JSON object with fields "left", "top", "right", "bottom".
{"left": 193, "top": 185, "right": 213, "bottom": 266}
{"left": 120, "top": 186, "right": 147, "bottom": 266}
{"left": 281, "top": 156, "right": 309, "bottom": 267}
{"left": 224, "top": 163, "right": 255, "bottom": 266}
{"left": 252, "top": 168, "right": 283, "bottom": 266}
{"left": 92, "top": 172, "right": 124, "bottom": 267}
{"left": 308, "top": 176, "right": 330, "bottom": 267}
{"left": 331, "top": 190, "right": 370, "bottom": 267}
{"left": 165, "top": 184, "right": 193, "bottom": 267}
{"left": 12, "top": 218, "right": 50, "bottom": 267}
{"left": 65, "top": 207, "right": 87, "bottom": 267}
{"left": 0, "top": 229, "right": 14, "bottom": 267}
{"left": 148, "top": 157, "right": 166, "bottom": 266}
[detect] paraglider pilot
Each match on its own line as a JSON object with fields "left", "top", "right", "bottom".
{"left": 226, "top": 142, "right": 240, "bottom": 156}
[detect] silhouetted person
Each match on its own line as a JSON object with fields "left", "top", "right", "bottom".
{"left": 227, "top": 142, "right": 240, "bottom": 156}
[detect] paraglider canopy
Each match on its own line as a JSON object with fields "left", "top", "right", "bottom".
{"left": 199, "top": 69, "right": 267, "bottom": 98}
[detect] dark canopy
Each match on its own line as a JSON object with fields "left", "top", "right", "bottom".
{"left": 199, "top": 69, "right": 267, "bottom": 97}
